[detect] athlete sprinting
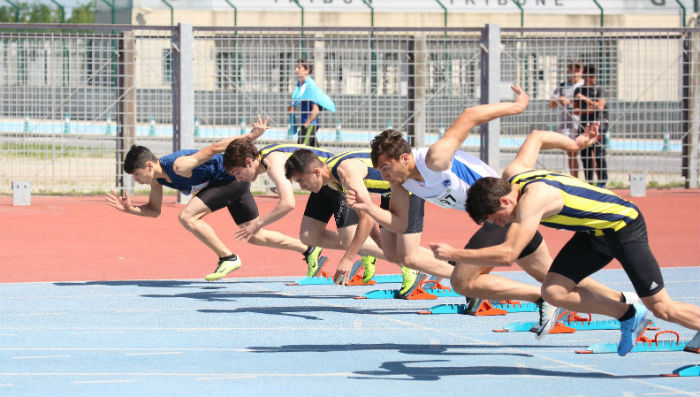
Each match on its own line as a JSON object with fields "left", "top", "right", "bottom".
{"left": 348, "top": 86, "right": 636, "bottom": 327}
{"left": 285, "top": 148, "right": 455, "bottom": 294}
{"left": 221, "top": 140, "right": 376, "bottom": 278}
{"left": 105, "top": 115, "right": 321, "bottom": 281}
{"left": 448, "top": 126, "right": 700, "bottom": 354}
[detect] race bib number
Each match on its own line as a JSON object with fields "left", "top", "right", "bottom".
{"left": 426, "top": 188, "right": 466, "bottom": 210}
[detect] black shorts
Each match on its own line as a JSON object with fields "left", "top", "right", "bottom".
{"left": 464, "top": 222, "right": 543, "bottom": 258}
{"left": 196, "top": 179, "right": 259, "bottom": 225}
{"left": 379, "top": 194, "right": 425, "bottom": 234}
{"left": 303, "top": 185, "right": 359, "bottom": 229}
{"left": 549, "top": 213, "right": 664, "bottom": 298}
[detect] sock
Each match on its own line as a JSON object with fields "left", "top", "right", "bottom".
{"left": 219, "top": 254, "right": 237, "bottom": 262}
{"left": 535, "top": 297, "right": 544, "bottom": 306}
{"left": 303, "top": 246, "right": 315, "bottom": 257}
{"left": 620, "top": 291, "right": 627, "bottom": 303}
{"left": 618, "top": 305, "right": 636, "bottom": 322}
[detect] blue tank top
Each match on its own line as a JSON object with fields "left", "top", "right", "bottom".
{"left": 157, "top": 150, "right": 235, "bottom": 194}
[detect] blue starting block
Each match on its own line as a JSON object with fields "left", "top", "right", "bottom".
{"left": 662, "top": 364, "right": 700, "bottom": 377}
{"left": 576, "top": 328, "right": 694, "bottom": 354}
{"left": 496, "top": 319, "right": 623, "bottom": 333}
{"left": 285, "top": 257, "right": 328, "bottom": 285}
{"left": 287, "top": 255, "right": 405, "bottom": 286}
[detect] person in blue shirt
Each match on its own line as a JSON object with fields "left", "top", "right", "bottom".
{"left": 288, "top": 59, "right": 335, "bottom": 147}
{"left": 105, "top": 116, "right": 320, "bottom": 281}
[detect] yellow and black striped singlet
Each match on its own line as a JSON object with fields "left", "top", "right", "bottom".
{"left": 259, "top": 143, "right": 334, "bottom": 171}
{"left": 325, "top": 149, "right": 391, "bottom": 195}
{"left": 509, "top": 170, "right": 639, "bottom": 233}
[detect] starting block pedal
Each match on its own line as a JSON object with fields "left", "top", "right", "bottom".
{"left": 493, "top": 311, "right": 624, "bottom": 334}
{"left": 418, "top": 300, "right": 539, "bottom": 315}
{"left": 575, "top": 324, "right": 693, "bottom": 354}
{"left": 661, "top": 364, "right": 700, "bottom": 377}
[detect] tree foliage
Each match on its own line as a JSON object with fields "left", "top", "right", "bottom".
{"left": 0, "top": 1, "right": 94, "bottom": 24}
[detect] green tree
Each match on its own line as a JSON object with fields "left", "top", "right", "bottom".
{"left": 26, "top": 3, "right": 59, "bottom": 23}
{"left": 0, "top": 5, "right": 20, "bottom": 22}
{"left": 67, "top": 0, "right": 94, "bottom": 24}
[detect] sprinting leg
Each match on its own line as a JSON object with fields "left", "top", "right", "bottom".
{"left": 179, "top": 196, "right": 232, "bottom": 258}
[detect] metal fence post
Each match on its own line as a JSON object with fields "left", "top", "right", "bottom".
{"left": 688, "top": 27, "right": 700, "bottom": 188}
{"left": 117, "top": 30, "right": 136, "bottom": 195}
{"left": 408, "top": 34, "right": 426, "bottom": 148}
{"left": 479, "top": 24, "right": 501, "bottom": 171}
{"left": 172, "top": 23, "right": 195, "bottom": 203}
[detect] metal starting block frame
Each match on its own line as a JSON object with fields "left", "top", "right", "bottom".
{"left": 418, "top": 300, "right": 539, "bottom": 315}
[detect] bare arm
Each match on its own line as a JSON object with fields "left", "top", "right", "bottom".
{"left": 302, "top": 104, "right": 320, "bottom": 128}
{"left": 502, "top": 124, "right": 599, "bottom": 180}
{"left": 104, "top": 181, "right": 164, "bottom": 218}
{"left": 346, "top": 182, "right": 409, "bottom": 234}
{"left": 172, "top": 115, "right": 269, "bottom": 177}
{"left": 425, "top": 84, "right": 529, "bottom": 172}
{"left": 334, "top": 160, "right": 375, "bottom": 284}
{"left": 254, "top": 154, "right": 297, "bottom": 227}
{"left": 233, "top": 154, "right": 296, "bottom": 241}
{"left": 430, "top": 184, "right": 560, "bottom": 266}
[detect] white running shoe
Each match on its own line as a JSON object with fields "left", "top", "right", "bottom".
{"left": 535, "top": 301, "right": 564, "bottom": 340}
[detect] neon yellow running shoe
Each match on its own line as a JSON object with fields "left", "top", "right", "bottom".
{"left": 399, "top": 266, "right": 419, "bottom": 296}
{"left": 304, "top": 246, "right": 323, "bottom": 277}
{"left": 205, "top": 255, "right": 242, "bottom": 281}
{"left": 360, "top": 255, "right": 376, "bottom": 283}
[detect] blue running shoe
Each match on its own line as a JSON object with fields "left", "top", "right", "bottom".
{"left": 618, "top": 303, "right": 649, "bottom": 356}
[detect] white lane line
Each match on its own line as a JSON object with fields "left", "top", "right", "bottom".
{"left": 0, "top": 384, "right": 13, "bottom": 387}
{"left": 74, "top": 379, "right": 136, "bottom": 385}
{"left": 13, "top": 312, "right": 67, "bottom": 317}
{"left": 124, "top": 352, "right": 182, "bottom": 356}
{"left": 11, "top": 355, "right": 70, "bottom": 359}
{"left": 250, "top": 282, "right": 699, "bottom": 397}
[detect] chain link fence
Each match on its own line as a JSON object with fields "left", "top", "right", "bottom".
{"left": 1, "top": 24, "right": 698, "bottom": 194}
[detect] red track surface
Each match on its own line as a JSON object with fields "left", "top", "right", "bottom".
{"left": 1, "top": 189, "right": 698, "bottom": 283}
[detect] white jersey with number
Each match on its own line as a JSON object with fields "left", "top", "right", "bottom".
{"left": 401, "top": 147, "right": 497, "bottom": 210}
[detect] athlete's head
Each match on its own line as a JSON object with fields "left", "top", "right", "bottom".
{"left": 295, "top": 58, "right": 312, "bottom": 81}
{"left": 285, "top": 149, "right": 325, "bottom": 193}
{"left": 583, "top": 63, "right": 597, "bottom": 85}
{"left": 567, "top": 60, "right": 583, "bottom": 84}
{"left": 124, "top": 145, "right": 158, "bottom": 184}
{"left": 370, "top": 129, "right": 413, "bottom": 184}
{"left": 466, "top": 177, "right": 516, "bottom": 226}
{"left": 223, "top": 139, "right": 260, "bottom": 182}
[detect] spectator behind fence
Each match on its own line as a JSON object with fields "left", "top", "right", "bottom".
{"left": 574, "top": 64, "right": 609, "bottom": 187}
{"left": 287, "top": 59, "right": 336, "bottom": 147}
{"left": 550, "top": 61, "right": 583, "bottom": 178}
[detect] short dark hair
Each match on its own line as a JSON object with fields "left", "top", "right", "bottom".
{"left": 123, "top": 145, "right": 157, "bottom": 173}
{"left": 370, "top": 129, "right": 411, "bottom": 168}
{"left": 284, "top": 149, "right": 323, "bottom": 179}
{"left": 223, "top": 139, "right": 258, "bottom": 171}
{"left": 583, "top": 63, "right": 596, "bottom": 76}
{"left": 465, "top": 177, "right": 513, "bottom": 224}
{"left": 568, "top": 60, "right": 583, "bottom": 71}
{"left": 297, "top": 58, "right": 313, "bottom": 74}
